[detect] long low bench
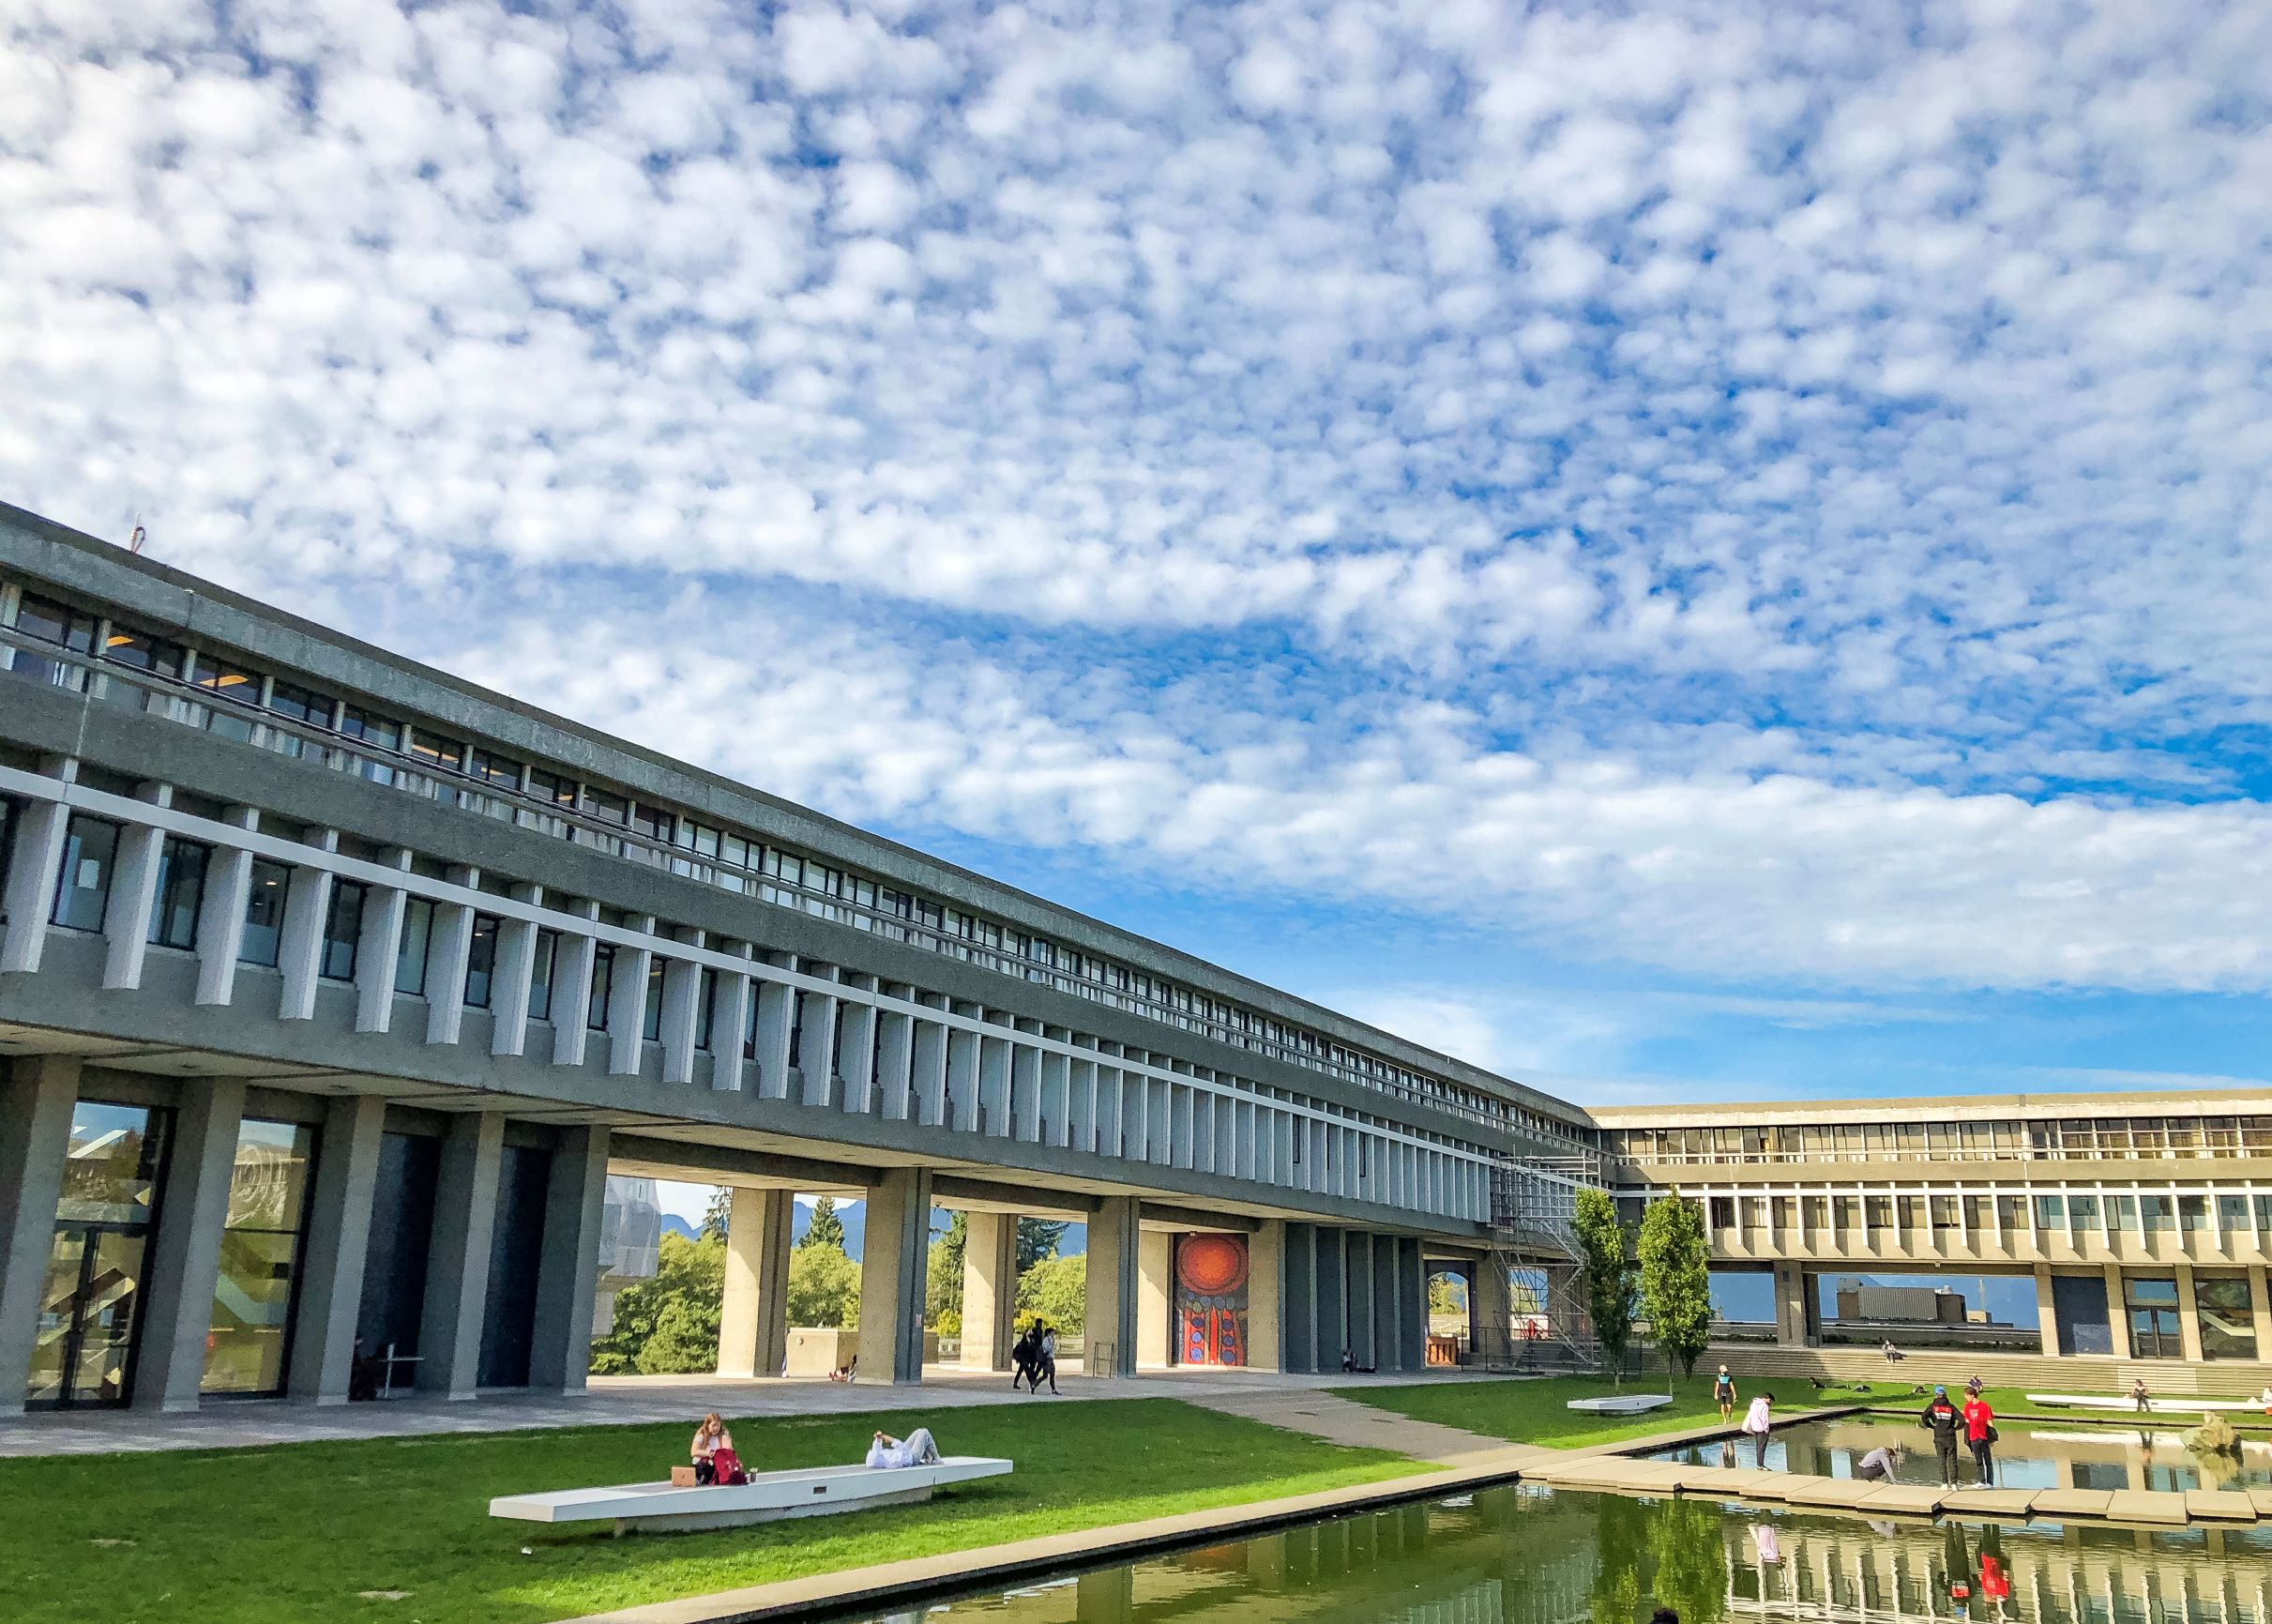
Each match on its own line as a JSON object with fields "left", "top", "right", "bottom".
{"left": 2024, "top": 1393, "right": 2268, "bottom": 1415}
{"left": 490, "top": 1457, "right": 1015, "bottom": 1536}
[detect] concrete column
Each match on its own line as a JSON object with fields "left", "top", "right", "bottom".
{"left": 1248, "top": 1219, "right": 1283, "bottom": 1372}
{"left": 0, "top": 792, "right": 69, "bottom": 975}
{"left": 489, "top": 885, "right": 542, "bottom": 1058}
{"left": 751, "top": 979, "right": 795, "bottom": 1098}
{"left": 605, "top": 933, "right": 652, "bottom": 1074}
{"left": 549, "top": 925, "right": 598, "bottom": 1067}
{"left": 961, "top": 1210, "right": 1020, "bottom": 1371}
{"left": 947, "top": 1026, "right": 981, "bottom": 1131}
{"left": 1346, "top": 1233, "right": 1376, "bottom": 1369}
{"left": 2174, "top": 1262, "right": 2205, "bottom": 1362}
{"left": 1010, "top": 1043, "right": 1042, "bottom": 1141}
{"left": 132, "top": 1078, "right": 249, "bottom": 1412}
{"left": 1474, "top": 1258, "right": 1513, "bottom": 1363}
{"left": 717, "top": 1187, "right": 794, "bottom": 1379}
{"left": 276, "top": 836, "right": 338, "bottom": 1022}
{"left": 659, "top": 948, "right": 703, "bottom": 1085}
{"left": 1137, "top": 1229, "right": 1172, "bottom": 1368}
{"left": 0, "top": 1055, "right": 79, "bottom": 1414}
{"left": 193, "top": 810, "right": 258, "bottom": 1006}
{"left": 416, "top": 1112, "right": 506, "bottom": 1399}
{"left": 528, "top": 1125, "right": 610, "bottom": 1391}
{"left": 2104, "top": 1264, "right": 2132, "bottom": 1359}
{"left": 1039, "top": 1049, "right": 1068, "bottom": 1147}
{"left": 977, "top": 1035, "right": 1011, "bottom": 1135}
{"left": 1281, "top": 1223, "right": 1317, "bottom": 1373}
{"left": 2035, "top": 1263, "right": 2061, "bottom": 1357}
{"left": 286, "top": 1092, "right": 386, "bottom": 1404}
{"left": 912, "top": 1015, "right": 948, "bottom": 1125}
{"left": 1774, "top": 1262, "right": 1807, "bottom": 1348}
{"left": 855, "top": 1167, "right": 933, "bottom": 1385}
{"left": 424, "top": 893, "right": 477, "bottom": 1047}
{"left": 1085, "top": 1195, "right": 1140, "bottom": 1376}
{"left": 1400, "top": 1237, "right": 1426, "bottom": 1372}
{"left": 100, "top": 799, "right": 169, "bottom": 990}
{"left": 875, "top": 1009, "right": 914, "bottom": 1119}
{"left": 797, "top": 988, "right": 841, "bottom": 1106}
{"left": 1371, "top": 1233, "right": 1401, "bottom": 1371}
{"left": 838, "top": 1001, "right": 879, "bottom": 1114}
{"left": 710, "top": 966, "right": 753, "bottom": 1092}
{"left": 355, "top": 855, "right": 413, "bottom": 1034}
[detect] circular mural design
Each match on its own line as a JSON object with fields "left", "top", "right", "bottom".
{"left": 1176, "top": 1233, "right": 1249, "bottom": 1296}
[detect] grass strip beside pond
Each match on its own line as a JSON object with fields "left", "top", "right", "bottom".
{"left": 2, "top": 1397, "right": 1416, "bottom": 1624}
{"left": 1332, "top": 1375, "right": 1735, "bottom": 1449}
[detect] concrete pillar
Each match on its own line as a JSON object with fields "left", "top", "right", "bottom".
{"left": 0, "top": 1055, "right": 80, "bottom": 1414}
{"left": 605, "top": 933, "right": 651, "bottom": 1074}
{"left": 1346, "top": 1233, "right": 1376, "bottom": 1369}
{"left": 710, "top": 965, "right": 753, "bottom": 1092}
{"left": 752, "top": 979, "right": 795, "bottom": 1099}
{"left": 489, "top": 886, "right": 542, "bottom": 1058}
{"left": 1248, "top": 1220, "right": 1283, "bottom": 1371}
{"left": 2174, "top": 1262, "right": 2205, "bottom": 1363}
{"left": 875, "top": 1009, "right": 914, "bottom": 1118}
{"left": 659, "top": 948, "right": 703, "bottom": 1085}
{"left": 425, "top": 893, "right": 478, "bottom": 1048}
{"left": 133, "top": 1078, "right": 249, "bottom": 1412}
{"left": 977, "top": 1035, "right": 1011, "bottom": 1135}
{"left": 1084, "top": 1196, "right": 1140, "bottom": 1377}
{"left": 355, "top": 860, "right": 412, "bottom": 1035}
{"left": 838, "top": 1002, "right": 878, "bottom": 1114}
{"left": 1281, "top": 1223, "right": 1317, "bottom": 1374}
{"left": 797, "top": 988, "right": 841, "bottom": 1106}
{"left": 1371, "top": 1233, "right": 1401, "bottom": 1372}
{"left": 275, "top": 836, "right": 337, "bottom": 1022}
{"left": 2104, "top": 1265, "right": 2132, "bottom": 1360}
{"left": 1315, "top": 1229, "right": 1346, "bottom": 1370}
{"left": 0, "top": 793, "right": 69, "bottom": 975}
{"left": 416, "top": 1112, "right": 506, "bottom": 1399}
{"left": 287, "top": 1092, "right": 387, "bottom": 1404}
{"left": 1774, "top": 1262, "right": 1808, "bottom": 1348}
{"left": 2035, "top": 1264, "right": 2061, "bottom": 1358}
{"left": 856, "top": 1167, "right": 932, "bottom": 1385}
{"left": 528, "top": 1125, "right": 610, "bottom": 1391}
{"left": 101, "top": 802, "right": 169, "bottom": 989}
{"left": 962, "top": 1210, "right": 1020, "bottom": 1371}
{"left": 1474, "top": 1258, "right": 1513, "bottom": 1363}
{"left": 549, "top": 912, "right": 599, "bottom": 1067}
{"left": 193, "top": 812, "right": 258, "bottom": 1006}
{"left": 912, "top": 1016, "right": 948, "bottom": 1125}
{"left": 717, "top": 1188, "right": 795, "bottom": 1379}
{"left": 1137, "top": 1229, "right": 1173, "bottom": 1368}
{"left": 1076, "top": 1566, "right": 1136, "bottom": 1624}
{"left": 1400, "top": 1237, "right": 1427, "bottom": 1372}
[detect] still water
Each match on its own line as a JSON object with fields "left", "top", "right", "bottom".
{"left": 859, "top": 1483, "right": 2272, "bottom": 1624}
{"left": 1649, "top": 1416, "right": 2272, "bottom": 1493}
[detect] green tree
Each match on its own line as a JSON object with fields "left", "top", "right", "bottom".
{"left": 701, "top": 1186, "right": 732, "bottom": 1241}
{"left": 1016, "top": 1217, "right": 1068, "bottom": 1272}
{"left": 1638, "top": 1196, "right": 1713, "bottom": 1392}
{"left": 800, "top": 1195, "right": 846, "bottom": 1251}
{"left": 1571, "top": 1186, "right": 1636, "bottom": 1389}
{"left": 589, "top": 1228, "right": 725, "bottom": 1375}
{"left": 1427, "top": 1271, "right": 1466, "bottom": 1317}
{"left": 927, "top": 1210, "right": 969, "bottom": 1335}
{"left": 1015, "top": 1250, "right": 1086, "bottom": 1332}
{"left": 787, "top": 1242, "right": 861, "bottom": 1328}
{"left": 1647, "top": 1495, "right": 1729, "bottom": 1624}
{"left": 1588, "top": 1492, "right": 1648, "bottom": 1624}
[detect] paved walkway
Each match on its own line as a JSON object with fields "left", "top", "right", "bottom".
{"left": 0, "top": 1364, "right": 1511, "bottom": 1459}
{"left": 1184, "top": 1389, "right": 1542, "bottom": 1469}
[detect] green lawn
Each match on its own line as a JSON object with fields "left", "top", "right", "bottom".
{"left": 1332, "top": 1374, "right": 1739, "bottom": 1449}
{"left": 1, "top": 1399, "right": 1417, "bottom": 1624}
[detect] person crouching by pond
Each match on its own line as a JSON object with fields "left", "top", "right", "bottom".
{"left": 867, "top": 1427, "right": 943, "bottom": 1467}
{"left": 692, "top": 1413, "right": 747, "bottom": 1485}
{"left": 1741, "top": 1392, "right": 1775, "bottom": 1467}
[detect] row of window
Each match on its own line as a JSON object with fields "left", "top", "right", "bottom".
{"left": 1604, "top": 1116, "right": 2272, "bottom": 1162}
{"left": 1695, "top": 1190, "right": 2272, "bottom": 1236}
{"left": 3, "top": 582, "right": 1544, "bottom": 1138}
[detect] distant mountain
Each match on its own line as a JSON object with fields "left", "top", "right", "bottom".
{"left": 660, "top": 1214, "right": 701, "bottom": 1242}
{"left": 791, "top": 1197, "right": 867, "bottom": 1259}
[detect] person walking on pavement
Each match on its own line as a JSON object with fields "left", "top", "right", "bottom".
{"left": 1961, "top": 1389, "right": 1997, "bottom": 1486}
{"left": 1920, "top": 1386, "right": 1963, "bottom": 1487}
{"left": 1029, "top": 1319, "right": 1059, "bottom": 1396}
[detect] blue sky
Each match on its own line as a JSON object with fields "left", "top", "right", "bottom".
{"left": 9, "top": 0, "right": 2272, "bottom": 1116}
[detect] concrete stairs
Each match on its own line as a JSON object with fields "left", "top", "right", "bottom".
{"left": 1713, "top": 1343, "right": 2272, "bottom": 1401}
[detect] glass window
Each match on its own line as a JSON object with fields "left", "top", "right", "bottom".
{"left": 467, "top": 749, "right": 522, "bottom": 790}
{"left": 146, "top": 837, "right": 208, "bottom": 950}
{"left": 2111, "top": 1195, "right": 2140, "bottom": 1231}
{"left": 2219, "top": 1194, "right": 2251, "bottom": 1232}
{"left": 320, "top": 881, "right": 366, "bottom": 980}
{"left": 393, "top": 896, "right": 433, "bottom": 994}
{"left": 33, "top": 1101, "right": 171, "bottom": 1410}
{"left": 1708, "top": 1196, "right": 1735, "bottom": 1230}
{"left": 630, "top": 804, "right": 674, "bottom": 842}
{"left": 1897, "top": 1195, "right": 1925, "bottom": 1231}
{"left": 583, "top": 789, "right": 628, "bottom": 827}
{"left": 642, "top": 956, "right": 665, "bottom": 1041}
{"left": 2180, "top": 1194, "right": 2210, "bottom": 1232}
{"left": 55, "top": 1100, "right": 169, "bottom": 1224}
{"left": 15, "top": 592, "right": 99, "bottom": 652}
{"left": 2124, "top": 1274, "right": 2183, "bottom": 1358}
{"left": 405, "top": 729, "right": 462, "bottom": 772}
{"left": 2141, "top": 1194, "right": 2176, "bottom": 1232}
{"left": 238, "top": 860, "right": 289, "bottom": 966}
{"left": 189, "top": 651, "right": 260, "bottom": 703}
{"left": 2196, "top": 1276, "right": 2258, "bottom": 1360}
{"left": 265, "top": 679, "right": 335, "bottom": 727}
{"left": 525, "top": 767, "right": 578, "bottom": 808}
{"left": 101, "top": 626, "right": 185, "bottom": 677}
{"left": 50, "top": 814, "right": 120, "bottom": 932}
{"left": 2034, "top": 1194, "right": 2066, "bottom": 1228}
{"left": 695, "top": 967, "right": 718, "bottom": 1050}
{"left": 528, "top": 928, "right": 558, "bottom": 1022}
{"left": 463, "top": 914, "right": 500, "bottom": 1008}
{"left": 2068, "top": 1193, "right": 2101, "bottom": 1233}
{"left": 587, "top": 943, "right": 614, "bottom": 1030}
{"left": 1930, "top": 1195, "right": 1960, "bottom": 1232}
{"left": 202, "top": 1118, "right": 316, "bottom": 1396}
{"left": 338, "top": 706, "right": 401, "bottom": 752}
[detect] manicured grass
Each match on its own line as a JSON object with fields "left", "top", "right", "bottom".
{"left": 1332, "top": 1374, "right": 1737, "bottom": 1449}
{"left": 0, "top": 1399, "right": 1416, "bottom": 1624}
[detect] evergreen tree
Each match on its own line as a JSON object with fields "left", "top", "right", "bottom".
{"left": 926, "top": 1210, "right": 969, "bottom": 1335}
{"left": 701, "top": 1186, "right": 732, "bottom": 1241}
{"left": 1015, "top": 1216, "right": 1068, "bottom": 1272}
{"left": 800, "top": 1194, "right": 846, "bottom": 1251}
{"left": 1638, "top": 1196, "right": 1714, "bottom": 1392}
{"left": 1571, "top": 1186, "right": 1636, "bottom": 1390}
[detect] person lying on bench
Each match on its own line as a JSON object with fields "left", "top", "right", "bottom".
{"left": 866, "top": 1427, "right": 942, "bottom": 1467}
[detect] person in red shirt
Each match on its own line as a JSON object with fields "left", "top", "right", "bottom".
{"left": 1961, "top": 1391, "right": 1996, "bottom": 1485}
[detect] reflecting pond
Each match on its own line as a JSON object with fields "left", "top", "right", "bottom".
{"left": 1648, "top": 1415, "right": 2272, "bottom": 1493}
{"left": 856, "top": 1483, "right": 2272, "bottom": 1624}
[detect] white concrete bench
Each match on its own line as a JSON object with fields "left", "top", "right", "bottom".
{"left": 490, "top": 1457, "right": 1014, "bottom": 1537}
{"left": 1566, "top": 1393, "right": 1674, "bottom": 1415}
{"left": 2024, "top": 1393, "right": 2266, "bottom": 1415}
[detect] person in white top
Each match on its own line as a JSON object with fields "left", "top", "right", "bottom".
{"left": 1741, "top": 1392, "right": 1776, "bottom": 1468}
{"left": 865, "top": 1427, "right": 943, "bottom": 1469}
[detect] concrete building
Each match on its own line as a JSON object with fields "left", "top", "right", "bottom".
{"left": 5, "top": 497, "right": 2271, "bottom": 1416}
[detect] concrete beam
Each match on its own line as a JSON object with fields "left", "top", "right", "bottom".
{"left": 1140, "top": 1201, "right": 1258, "bottom": 1234}
{"left": 606, "top": 1133, "right": 874, "bottom": 1193}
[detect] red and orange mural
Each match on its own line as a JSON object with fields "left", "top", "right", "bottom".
{"left": 1174, "top": 1232, "right": 1250, "bottom": 1366}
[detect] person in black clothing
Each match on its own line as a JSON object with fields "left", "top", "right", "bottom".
{"left": 1919, "top": 1386, "right": 1963, "bottom": 1487}
{"left": 1010, "top": 1325, "right": 1038, "bottom": 1391}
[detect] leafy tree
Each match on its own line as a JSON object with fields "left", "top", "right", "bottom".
{"left": 1016, "top": 1217, "right": 1068, "bottom": 1272}
{"left": 927, "top": 1210, "right": 969, "bottom": 1335}
{"left": 1649, "top": 1497, "right": 1729, "bottom": 1624}
{"left": 1571, "top": 1186, "right": 1636, "bottom": 1389}
{"left": 1427, "top": 1271, "right": 1466, "bottom": 1317}
{"left": 1015, "top": 1251, "right": 1086, "bottom": 1332}
{"left": 701, "top": 1186, "right": 732, "bottom": 1241}
{"left": 787, "top": 1241, "right": 861, "bottom": 1328}
{"left": 1588, "top": 1493, "right": 1648, "bottom": 1624}
{"left": 800, "top": 1195, "right": 847, "bottom": 1252}
{"left": 590, "top": 1228, "right": 724, "bottom": 1374}
{"left": 1639, "top": 1196, "right": 1714, "bottom": 1392}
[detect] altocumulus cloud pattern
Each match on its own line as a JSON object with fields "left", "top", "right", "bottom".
{"left": 6, "top": 0, "right": 2272, "bottom": 996}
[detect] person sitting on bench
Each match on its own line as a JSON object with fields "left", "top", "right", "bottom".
{"left": 866, "top": 1427, "right": 942, "bottom": 1468}
{"left": 692, "top": 1413, "right": 747, "bottom": 1485}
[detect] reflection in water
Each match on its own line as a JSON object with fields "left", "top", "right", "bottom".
{"left": 856, "top": 1484, "right": 2272, "bottom": 1624}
